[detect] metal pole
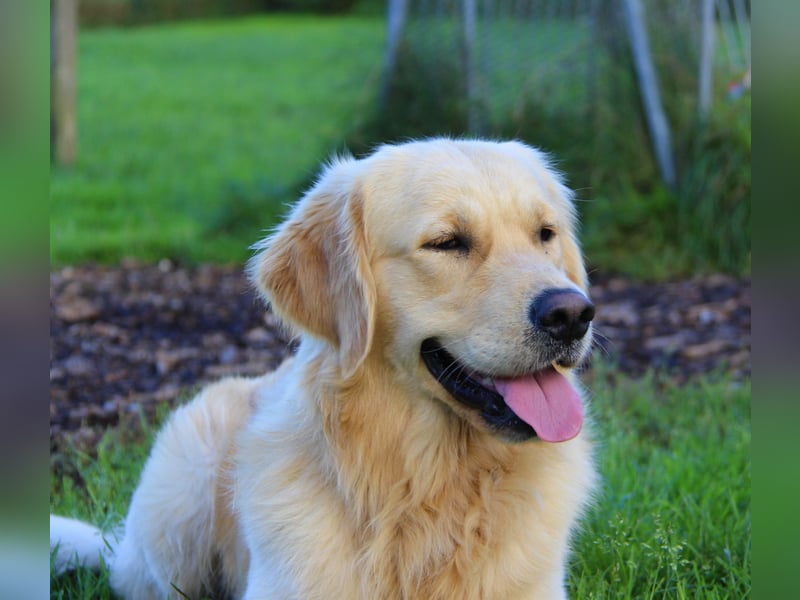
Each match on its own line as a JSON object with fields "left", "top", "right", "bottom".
{"left": 379, "top": 0, "right": 409, "bottom": 110}
{"left": 698, "top": 0, "right": 715, "bottom": 118}
{"left": 620, "top": 0, "right": 676, "bottom": 189}
{"left": 461, "top": 0, "right": 481, "bottom": 135}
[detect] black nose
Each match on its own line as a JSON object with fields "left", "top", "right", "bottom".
{"left": 530, "top": 288, "right": 595, "bottom": 343}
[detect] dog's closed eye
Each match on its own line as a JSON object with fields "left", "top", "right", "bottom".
{"left": 423, "top": 234, "right": 471, "bottom": 254}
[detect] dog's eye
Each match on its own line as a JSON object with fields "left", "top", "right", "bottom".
{"left": 539, "top": 227, "right": 556, "bottom": 243}
{"left": 424, "top": 235, "right": 470, "bottom": 253}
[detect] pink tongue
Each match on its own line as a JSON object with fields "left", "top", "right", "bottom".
{"left": 494, "top": 368, "right": 583, "bottom": 443}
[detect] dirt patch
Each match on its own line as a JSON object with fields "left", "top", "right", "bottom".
{"left": 50, "top": 260, "right": 750, "bottom": 450}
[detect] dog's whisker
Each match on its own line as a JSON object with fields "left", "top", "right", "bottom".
{"left": 590, "top": 329, "right": 616, "bottom": 358}
{"left": 440, "top": 359, "right": 468, "bottom": 383}
{"left": 591, "top": 342, "right": 613, "bottom": 360}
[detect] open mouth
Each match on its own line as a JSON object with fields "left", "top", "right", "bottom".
{"left": 420, "top": 338, "right": 583, "bottom": 443}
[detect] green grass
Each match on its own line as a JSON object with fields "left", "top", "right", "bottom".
{"left": 50, "top": 366, "right": 750, "bottom": 598}
{"left": 50, "top": 15, "right": 384, "bottom": 266}
{"left": 571, "top": 366, "right": 750, "bottom": 598}
{"left": 50, "top": 15, "right": 749, "bottom": 278}
{"left": 50, "top": 408, "right": 166, "bottom": 600}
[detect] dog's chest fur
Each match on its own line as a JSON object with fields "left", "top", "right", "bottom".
{"left": 352, "top": 448, "right": 538, "bottom": 600}
{"left": 235, "top": 367, "right": 591, "bottom": 600}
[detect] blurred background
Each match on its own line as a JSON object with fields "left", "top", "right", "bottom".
{"left": 50, "top": 0, "right": 750, "bottom": 279}
{"left": 46, "top": 3, "right": 752, "bottom": 596}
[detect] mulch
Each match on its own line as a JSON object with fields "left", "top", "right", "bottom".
{"left": 50, "top": 260, "right": 750, "bottom": 451}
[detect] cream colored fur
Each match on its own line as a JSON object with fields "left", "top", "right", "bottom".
{"left": 51, "top": 139, "right": 596, "bottom": 599}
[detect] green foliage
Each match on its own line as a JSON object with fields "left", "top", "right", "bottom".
{"left": 78, "top": 0, "right": 373, "bottom": 28}
{"left": 577, "top": 90, "right": 750, "bottom": 279}
{"left": 676, "top": 99, "right": 751, "bottom": 275}
{"left": 346, "top": 41, "right": 468, "bottom": 156}
{"left": 50, "top": 366, "right": 750, "bottom": 597}
{"left": 578, "top": 186, "right": 688, "bottom": 280}
{"left": 79, "top": 0, "right": 264, "bottom": 28}
{"left": 263, "top": 0, "right": 362, "bottom": 15}
{"left": 351, "top": 16, "right": 751, "bottom": 278}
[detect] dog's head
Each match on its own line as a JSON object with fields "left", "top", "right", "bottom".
{"left": 250, "top": 139, "right": 593, "bottom": 443}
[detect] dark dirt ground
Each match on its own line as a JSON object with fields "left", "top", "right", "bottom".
{"left": 50, "top": 260, "right": 750, "bottom": 452}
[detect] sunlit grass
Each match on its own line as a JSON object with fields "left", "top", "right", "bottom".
{"left": 50, "top": 15, "right": 384, "bottom": 265}
{"left": 570, "top": 366, "right": 750, "bottom": 598}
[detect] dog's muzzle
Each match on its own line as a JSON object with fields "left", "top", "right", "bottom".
{"left": 421, "top": 288, "right": 594, "bottom": 443}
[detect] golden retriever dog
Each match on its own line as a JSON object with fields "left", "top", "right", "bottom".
{"left": 51, "top": 138, "right": 597, "bottom": 599}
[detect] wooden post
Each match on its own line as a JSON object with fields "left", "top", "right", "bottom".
{"left": 620, "top": 0, "right": 676, "bottom": 190}
{"left": 52, "top": 0, "right": 78, "bottom": 166}
{"left": 379, "top": 0, "right": 409, "bottom": 110}
{"left": 698, "top": 0, "right": 715, "bottom": 118}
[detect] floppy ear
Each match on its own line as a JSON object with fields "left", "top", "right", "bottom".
{"left": 248, "top": 158, "right": 375, "bottom": 378}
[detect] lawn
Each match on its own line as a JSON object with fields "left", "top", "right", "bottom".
{"left": 50, "top": 15, "right": 385, "bottom": 266}
{"left": 50, "top": 365, "right": 750, "bottom": 598}
{"left": 572, "top": 367, "right": 750, "bottom": 598}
